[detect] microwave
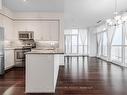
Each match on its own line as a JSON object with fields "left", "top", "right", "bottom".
{"left": 19, "top": 31, "right": 34, "bottom": 40}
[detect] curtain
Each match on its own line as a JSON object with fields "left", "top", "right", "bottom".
{"left": 97, "top": 33, "right": 102, "bottom": 46}
{"left": 107, "top": 26, "right": 116, "bottom": 61}
{"left": 125, "top": 23, "right": 127, "bottom": 40}
{"left": 79, "top": 29, "right": 87, "bottom": 54}
{"left": 97, "top": 33, "right": 102, "bottom": 56}
{"left": 79, "top": 29, "right": 87, "bottom": 45}
{"left": 107, "top": 26, "right": 115, "bottom": 45}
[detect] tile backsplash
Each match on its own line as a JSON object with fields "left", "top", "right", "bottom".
{"left": 4, "top": 40, "right": 24, "bottom": 48}
{"left": 35, "top": 41, "right": 59, "bottom": 49}
{"left": 4, "top": 40, "right": 59, "bottom": 49}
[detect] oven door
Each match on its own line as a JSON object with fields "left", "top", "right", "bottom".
{"left": 15, "top": 49, "right": 25, "bottom": 62}
{"left": 14, "top": 48, "right": 31, "bottom": 67}
{"left": 14, "top": 49, "right": 25, "bottom": 67}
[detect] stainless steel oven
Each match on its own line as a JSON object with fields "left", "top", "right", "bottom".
{"left": 14, "top": 48, "right": 31, "bottom": 67}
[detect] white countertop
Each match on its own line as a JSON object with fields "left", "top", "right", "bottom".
{"left": 4, "top": 48, "right": 15, "bottom": 50}
{"left": 4, "top": 47, "right": 64, "bottom": 54}
{"left": 4, "top": 46, "right": 23, "bottom": 50}
{"left": 26, "top": 49, "right": 64, "bottom": 54}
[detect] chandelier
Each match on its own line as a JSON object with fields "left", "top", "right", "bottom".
{"left": 106, "top": 0, "right": 127, "bottom": 26}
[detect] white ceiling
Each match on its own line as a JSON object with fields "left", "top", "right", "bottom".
{"left": 65, "top": 0, "right": 127, "bottom": 28}
{"left": 3, "top": 0, "right": 64, "bottom": 12}
{"left": 3, "top": 0, "right": 127, "bottom": 28}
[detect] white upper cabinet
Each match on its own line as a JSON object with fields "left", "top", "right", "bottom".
{"left": 14, "top": 20, "right": 59, "bottom": 41}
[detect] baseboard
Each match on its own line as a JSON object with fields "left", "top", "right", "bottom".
{"left": 5, "top": 66, "right": 14, "bottom": 73}
{"left": 96, "top": 57, "right": 127, "bottom": 68}
{"left": 5, "top": 65, "right": 14, "bottom": 70}
{"left": 87, "top": 56, "right": 96, "bottom": 58}
{"left": 5, "top": 66, "right": 25, "bottom": 73}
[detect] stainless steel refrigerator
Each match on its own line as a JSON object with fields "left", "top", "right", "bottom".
{"left": 0, "top": 27, "right": 4, "bottom": 75}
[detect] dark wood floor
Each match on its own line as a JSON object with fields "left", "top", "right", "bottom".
{"left": 0, "top": 57, "right": 127, "bottom": 95}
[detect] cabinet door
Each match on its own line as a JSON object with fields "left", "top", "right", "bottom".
{"left": 49, "top": 21, "right": 59, "bottom": 41}
{"left": 40, "top": 21, "right": 59, "bottom": 41}
{"left": 14, "top": 20, "right": 59, "bottom": 41}
{"left": 4, "top": 50, "right": 14, "bottom": 70}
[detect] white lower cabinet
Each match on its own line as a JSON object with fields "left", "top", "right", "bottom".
{"left": 4, "top": 49, "right": 15, "bottom": 70}
{"left": 26, "top": 53, "right": 64, "bottom": 93}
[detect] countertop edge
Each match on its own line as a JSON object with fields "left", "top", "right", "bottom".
{"left": 25, "top": 52, "right": 64, "bottom": 54}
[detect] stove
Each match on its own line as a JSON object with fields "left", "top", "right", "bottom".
{"left": 14, "top": 39, "right": 36, "bottom": 67}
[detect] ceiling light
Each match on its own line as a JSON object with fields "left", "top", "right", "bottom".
{"left": 24, "top": 0, "right": 27, "bottom": 2}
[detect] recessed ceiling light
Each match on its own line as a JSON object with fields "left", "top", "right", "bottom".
{"left": 24, "top": 0, "right": 27, "bottom": 2}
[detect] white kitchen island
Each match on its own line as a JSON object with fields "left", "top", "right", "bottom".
{"left": 25, "top": 50, "right": 64, "bottom": 93}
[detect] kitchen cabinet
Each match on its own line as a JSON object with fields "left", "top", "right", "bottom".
{"left": 25, "top": 50, "right": 64, "bottom": 93}
{"left": 4, "top": 49, "right": 14, "bottom": 70}
{"left": 14, "top": 20, "right": 59, "bottom": 41}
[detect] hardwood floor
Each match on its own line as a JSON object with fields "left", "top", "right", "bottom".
{"left": 0, "top": 68, "right": 25, "bottom": 95}
{"left": 0, "top": 57, "right": 127, "bottom": 95}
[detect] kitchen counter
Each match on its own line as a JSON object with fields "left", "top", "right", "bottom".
{"left": 25, "top": 49, "right": 64, "bottom": 93}
{"left": 4, "top": 48, "right": 15, "bottom": 50}
{"left": 4, "top": 46, "right": 24, "bottom": 50}
{"left": 26, "top": 49, "right": 64, "bottom": 54}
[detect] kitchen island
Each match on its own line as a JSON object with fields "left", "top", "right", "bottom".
{"left": 25, "top": 49, "right": 64, "bottom": 93}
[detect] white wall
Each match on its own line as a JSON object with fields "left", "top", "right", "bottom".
{"left": 0, "top": 7, "right": 14, "bottom": 41}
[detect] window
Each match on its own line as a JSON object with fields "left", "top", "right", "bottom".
{"left": 64, "top": 29, "right": 87, "bottom": 55}
{"left": 111, "top": 25, "right": 122, "bottom": 62}
{"left": 72, "top": 35, "right": 78, "bottom": 54}
{"left": 102, "top": 32, "right": 108, "bottom": 57}
{"left": 124, "top": 23, "right": 127, "bottom": 66}
{"left": 96, "top": 20, "right": 127, "bottom": 67}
